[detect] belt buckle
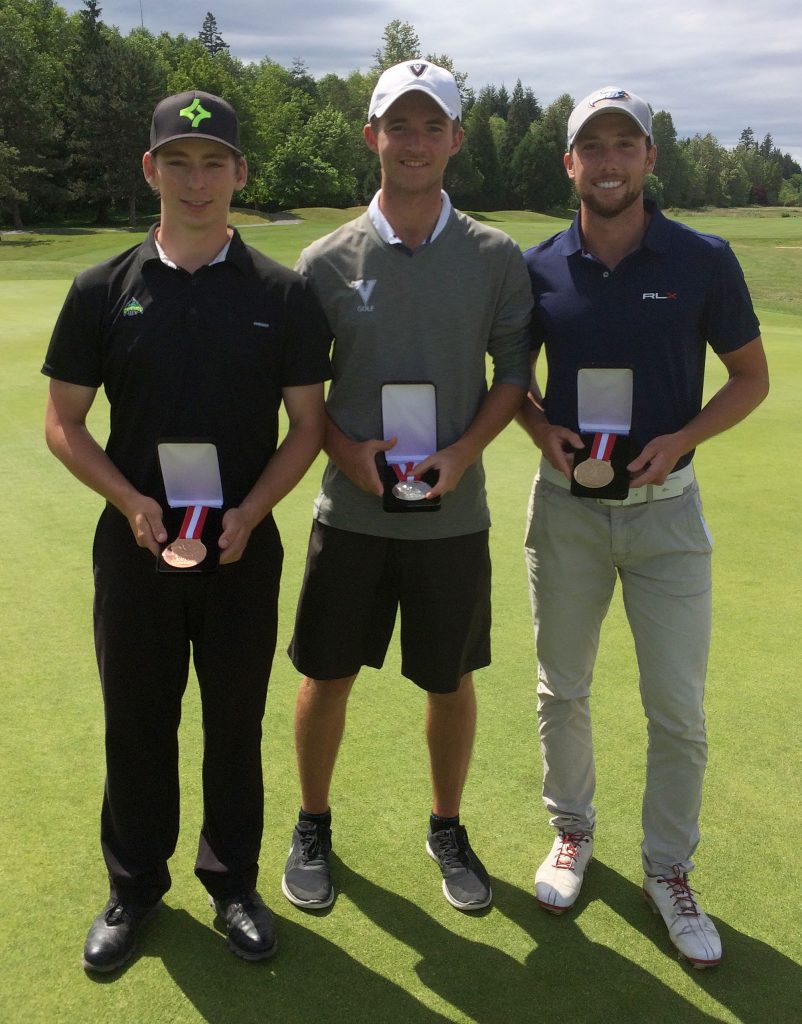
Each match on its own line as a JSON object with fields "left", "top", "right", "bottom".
{"left": 652, "top": 475, "right": 685, "bottom": 500}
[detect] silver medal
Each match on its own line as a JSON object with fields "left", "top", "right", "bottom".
{"left": 392, "top": 478, "right": 430, "bottom": 501}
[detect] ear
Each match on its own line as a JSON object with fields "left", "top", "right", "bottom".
{"left": 363, "top": 121, "right": 379, "bottom": 155}
{"left": 449, "top": 124, "right": 464, "bottom": 157}
{"left": 563, "top": 150, "right": 575, "bottom": 180}
{"left": 234, "top": 155, "right": 248, "bottom": 190}
{"left": 646, "top": 143, "right": 657, "bottom": 174}
{"left": 142, "top": 150, "right": 158, "bottom": 187}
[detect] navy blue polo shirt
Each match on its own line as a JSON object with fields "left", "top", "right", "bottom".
{"left": 43, "top": 226, "right": 332, "bottom": 507}
{"left": 524, "top": 201, "right": 760, "bottom": 469}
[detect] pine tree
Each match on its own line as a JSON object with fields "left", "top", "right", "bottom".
{"left": 198, "top": 12, "right": 229, "bottom": 57}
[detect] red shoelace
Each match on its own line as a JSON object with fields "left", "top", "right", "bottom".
{"left": 553, "top": 831, "right": 590, "bottom": 869}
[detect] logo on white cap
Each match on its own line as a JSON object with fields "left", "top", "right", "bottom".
{"left": 567, "top": 86, "right": 652, "bottom": 148}
{"left": 589, "top": 88, "right": 630, "bottom": 107}
{"left": 368, "top": 60, "right": 462, "bottom": 121}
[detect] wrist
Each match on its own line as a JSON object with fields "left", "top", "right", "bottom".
{"left": 530, "top": 418, "right": 554, "bottom": 452}
{"left": 234, "top": 499, "right": 264, "bottom": 532}
{"left": 115, "top": 486, "right": 148, "bottom": 521}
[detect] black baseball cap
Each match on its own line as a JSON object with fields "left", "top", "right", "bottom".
{"left": 149, "top": 90, "right": 242, "bottom": 155}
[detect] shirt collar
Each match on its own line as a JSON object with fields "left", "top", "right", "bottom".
{"left": 155, "top": 235, "right": 231, "bottom": 269}
{"left": 141, "top": 223, "right": 248, "bottom": 271}
{"left": 559, "top": 198, "right": 670, "bottom": 258}
{"left": 368, "top": 190, "right": 452, "bottom": 247}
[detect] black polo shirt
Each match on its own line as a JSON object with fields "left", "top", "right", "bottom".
{"left": 524, "top": 201, "right": 760, "bottom": 469}
{"left": 43, "top": 226, "right": 332, "bottom": 507}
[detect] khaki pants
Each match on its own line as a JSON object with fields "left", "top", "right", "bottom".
{"left": 524, "top": 469, "right": 713, "bottom": 875}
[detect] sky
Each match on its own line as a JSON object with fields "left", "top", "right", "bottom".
{"left": 64, "top": 0, "right": 802, "bottom": 163}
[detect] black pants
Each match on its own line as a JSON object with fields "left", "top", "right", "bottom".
{"left": 92, "top": 506, "right": 282, "bottom": 904}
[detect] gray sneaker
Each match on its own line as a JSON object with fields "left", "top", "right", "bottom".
{"left": 426, "top": 825, "right": 492, "bottom": 910}
{"left": 281, "top": 819, "right": 334, "bottom": 909}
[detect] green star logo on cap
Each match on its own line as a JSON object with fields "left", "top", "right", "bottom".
{"left": 179, "top": 98, "right": 212, "bottom": 129}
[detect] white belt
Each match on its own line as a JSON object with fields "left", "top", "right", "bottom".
{"left": 538, "top": 458, "right": 695, "bottom": 505}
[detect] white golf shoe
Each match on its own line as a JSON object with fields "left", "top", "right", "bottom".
{"left": 643, "top": 868, "right": 722, "bottom": 968}
{"left": 535, "top": 830, "right": 593, "bottom": 914}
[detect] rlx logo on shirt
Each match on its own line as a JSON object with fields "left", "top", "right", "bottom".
{"left": 642, "top": 292, "right": 678, "bottom": 300}
{"left": 350, "top": 279, "right": 377, "bottom": 311}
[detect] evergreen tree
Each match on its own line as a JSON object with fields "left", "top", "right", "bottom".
{"left": 64, "top": 4, "right": 166, "bottom": 224}
{"left": 198, "top": 12, "right": 229, "bottom": 57}
{"left": 652, "top": 111, "right": 680, "bottom": 206}
{"left": 738, "top": 126, "right": 756, "bottom": 149}
{"left": 501, "top": 80, "right": 542, "bottom": 204}
{"left": 464, "top": 109, "right": 503, "bottom": 208}
{"left": 443, "top": 145, "right": 483, "bottom": 209}
{"left": 510, "top": 94, "right": 573, "bottom": 212}
{"left": 290, "top": 57, "right": 318, "bottom": 99}
{"left": 0, "top": 0, "right": 70, "bottom": 226}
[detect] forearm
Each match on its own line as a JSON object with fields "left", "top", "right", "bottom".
{"left": 449, "top": 382, "right": 527, "bottom": 463}
{"left": 45, "top": 382, "right": 166, "bottom": 553}
{"left": 674, "top": 368, "right": 769, "bottom": 456}
{"left": 46, "top": 416, "right": 144, "bottom": 518}
{"left": 515, "top": 390, "right": 552, "bottom": 450}
{"left": 323, "top": 412, "right": 353, "bottom": 466}
{"left": 237, "top": 420, "right": 324, "bottom": 529}
{"left": 629, "top": 336, "right": 769, "bottom": 485}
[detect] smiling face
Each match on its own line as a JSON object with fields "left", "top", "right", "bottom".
{"left": 363, "top": 90, "right": 463, "bottom": 199}
{"left": 565, "top": 112, "right": 656, "bottom": 219}
{"left": 142, "top": 138, "right": 247, "bottom": 235}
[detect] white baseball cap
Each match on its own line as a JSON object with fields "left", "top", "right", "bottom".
{"left": 369, "top": 60, "right": 462, "bottom": 121}
{"left": 567, "top": 87, "right": 652, "bottom": 148}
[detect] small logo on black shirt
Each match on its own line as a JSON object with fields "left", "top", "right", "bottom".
{"left": 642, "top": 292, "right": 677, "bottom": 300}
{"left": 122, "top": 297, "right": 144, "bottom": 317}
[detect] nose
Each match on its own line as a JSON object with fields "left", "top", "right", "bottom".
{"left": 186, "top": 166, "right": 206, "bottom": 189}
{"left": 598, "top": 144, "right": 621, "bottom": 169}
{"left": 404, "top": 130, "right": 425, "bottom": 151}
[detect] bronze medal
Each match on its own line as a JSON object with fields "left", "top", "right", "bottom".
{"left": 162, "top": 537, "right": 207, "bottom": 568}
{"left": 574, "top": 457, "right": 615, "bottom": 489}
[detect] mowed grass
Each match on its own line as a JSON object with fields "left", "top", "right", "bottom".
{"left": 1, "top": 208, "right": 801, "bottom": 1024}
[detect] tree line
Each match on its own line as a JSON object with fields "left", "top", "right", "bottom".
{"left": 2, "top": 2, "right": 800, "bottom": 229}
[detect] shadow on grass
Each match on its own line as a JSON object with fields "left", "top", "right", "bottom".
{"left": 146, "top": 903, "right": 451, "bottom": 1023}
{"left": 338, "top": 858, "right": 717, "bottom": 1023}
{"left": 581, "top": 861, "right": 802, "bottom": 1024}
{"left": 340, "top": 857, "right": 802, "bottom": 1023}
{"left": 109, "top": 859, "right": 801, "bottom": 1023}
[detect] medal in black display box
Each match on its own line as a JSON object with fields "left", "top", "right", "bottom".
{"left": 157, "top": 441, "right": 224, "bottom": 572}
{"left": 570, "top": 367, "right": 634, "bottom": 500}
{"left": 379, "top": 382, "right": 440, "bottom": 513}
{"left": 571, "top": 431, "right": 634, "bottom": 500}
